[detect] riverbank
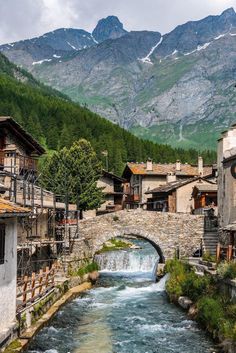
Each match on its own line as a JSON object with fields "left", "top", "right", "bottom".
{"left": 4, "top": 282, "right": 92, "bottom": 353}
{"left": 165, "top": 259, "right": 236, "bottom": 353}
{"left": 23, "top": 271, "right": 218, "bottom": 353}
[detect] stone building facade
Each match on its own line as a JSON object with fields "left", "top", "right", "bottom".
{"left": 218, "top": 124, "right": 236, "bottom": 246}
{"left": 146, "top": 177, "right": 217, "bottom": 213}
{"left": 122, "top": 158, "right": 213, "bottom": 208}
{"left": 97, "top": 170, "right": 125, "bottom": 213}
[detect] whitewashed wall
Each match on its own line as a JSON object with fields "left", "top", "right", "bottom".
{"left": 0, "top": 217, "right": 17, "bottom": 335}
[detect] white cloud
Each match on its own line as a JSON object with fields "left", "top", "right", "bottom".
{"left": 0, "top": 0, "right": 235, "bottom": 44}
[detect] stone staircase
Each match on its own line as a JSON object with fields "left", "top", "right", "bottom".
{"left": 202, "top": 216, "right": 219, "bottom": 256}
{"left": 202, "top": 231, "right": 218, "bottom": 256}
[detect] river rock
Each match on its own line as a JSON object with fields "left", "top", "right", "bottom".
{"left": 188, "top": 304, "right": 198, "bottom": 319}
{"left": 178, "top": 296, "right": 193, "bottom": 310}
{"left": 89, "top": 271, "right": 99, "bottom": 284}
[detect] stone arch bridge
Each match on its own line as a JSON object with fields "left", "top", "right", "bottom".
{"left": 71, "top": 210, "right": 206, "bottom": 265}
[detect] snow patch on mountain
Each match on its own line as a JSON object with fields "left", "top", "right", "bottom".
{"left": 184, "top": 42, "right": 211, "bottom": 56}
{"left": 67, "top": 42, "right": 77, "bottom": 50}
{"left": 32, "top": 59, "right": 52, "bottom": 65}
{"left": 139, "top": 37, "right": 163, "bottom": 64}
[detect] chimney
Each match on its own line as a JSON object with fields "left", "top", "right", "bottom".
{"left": 176, "top": 160, "right": 181, "bottom": 171}
{"left": 167, "top": 172, "right": 177, "bottom": 183}
{"left": 146, "top": 158, "right": 153, "bottom": 171}
{"left": 198, "top": 156, "right": 203, "bottom": 176}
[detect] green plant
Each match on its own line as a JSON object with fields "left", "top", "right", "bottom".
{"left": 4, "top": 340, "right": 21, "bottom": 353}
{"left": 202, "top": 251, "right": 216, "bottom": 263}
{"left": 77, "top": 261, "right": 99, "bottom": 277}
{"left": 217, "top": 262, "right": 236, "bottom": 280}
{"left": 96, "top": 238, "right": 132, "bottom": 253}
{"left": 221, "top": 320, "right": 236, "bottom": 341}
{"left": 197, "top": 296, "right": 224, "bottom": 337}
{"left": 113, "top": 215, "right": 119, "bottom": 222}
{"left": 181, "top": 272, "right": 211, "bottom": 302}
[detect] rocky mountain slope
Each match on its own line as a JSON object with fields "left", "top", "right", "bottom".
{"left": 2, "top": 9, "right": 236, "bottom": 149}
{"left": 0, "top": 51, "right": 216, "bottom": 174}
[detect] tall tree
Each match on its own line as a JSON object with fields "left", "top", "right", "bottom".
{"left": 40, "top": 139, "right": 103, "bottom": 218}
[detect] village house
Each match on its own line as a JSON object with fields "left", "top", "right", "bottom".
{"left": 122, "top": 157, "right": 213, "bottom": 208}
{"left": 0, "top": 117, "right": 79, "bottom": 277}
{"left": 97, "top": 170, "right": 125, "bottom": 213}
{"left": 0, "top": 198, "right": 29, "bottom": 348}
{"left": 217, "top": 123, "right": 236, "bottom": 250}
{"left": 146, "top": 177, "right": 217, "bottom": 213}
{"left": 191, "top": 183, "right": 218, "bottom": 213}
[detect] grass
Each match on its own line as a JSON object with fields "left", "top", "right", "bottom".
{"left": 68, "top": 261, "right": 99, "bottom": 277}
{"left": 96, "top": 238, "right": 133, "bottom": 254}
{"left": 3, "top": 340, "right": 21, "bottom": 353}
{"left": 130, "top": 119, "right": 224, "bottom": 150}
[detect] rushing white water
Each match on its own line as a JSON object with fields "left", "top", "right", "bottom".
{"left": 27, "top": 239, "right": 219, "bottom": 353}
{"left": 95, "top": 250, "right": 158, "bottom": 273}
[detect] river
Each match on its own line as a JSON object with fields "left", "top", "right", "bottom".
{"left": 27, "top": 239, "right": 218, "bottom": 353}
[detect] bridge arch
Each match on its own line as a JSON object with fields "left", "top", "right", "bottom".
{"left": 73, "top": 210, "right": 204, "bottom": 265}
{"left": 92, "top": 228, "right": 166, "bottom": 263}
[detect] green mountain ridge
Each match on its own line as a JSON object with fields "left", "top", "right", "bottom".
{"left": 0, "top": 52, "right": 216, "bottom": 174}
{"left": 2, "top": 10, "right": 236, "bottom": 150}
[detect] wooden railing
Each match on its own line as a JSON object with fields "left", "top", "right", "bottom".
{"left": 216, "top": 243, "right": 236, "bottom": 262}
{"left": 18, "top": 155, "right": 37, "bottom": 172}
{"left": 16, "top": 263, "right": 58, "bottom": 310}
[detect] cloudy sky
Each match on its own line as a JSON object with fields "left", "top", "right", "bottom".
{"left": 0, "top": 0, "right": 235, "bottom": 44}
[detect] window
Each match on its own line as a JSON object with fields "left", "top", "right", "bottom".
{"left": 0, "top": 224, "right": 5, "bottom": 265}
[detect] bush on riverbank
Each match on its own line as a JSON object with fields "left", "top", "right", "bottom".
{"left": 165, "top": 259, "right": 211, "bottom": 302}
{"left": 217, "top": 261, "right": 236, "bottom": 280}
{"left": 166, "top": 259, "right": 236, "bottom": 344}
{"left": 68, "top": 261, "right": 99, "bottom": 277}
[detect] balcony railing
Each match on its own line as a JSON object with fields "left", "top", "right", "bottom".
{"left": 2, "top": 152, "right": 38, "bottom": 173}
{"left": 18, "top": 155, "right": 37, "bottom": 172}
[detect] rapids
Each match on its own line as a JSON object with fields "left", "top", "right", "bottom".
{"left": 27, "top": 239, "right": 219, "bottom": 353}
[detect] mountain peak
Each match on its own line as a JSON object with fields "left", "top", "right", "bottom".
{"left": 92, "top": 16, "right": 128, "bottom": 43}
{"left": 221, "top": 7, "right": 235, "bottom": 18}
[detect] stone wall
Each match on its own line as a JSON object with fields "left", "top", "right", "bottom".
{"left": 71, "top": 210, "right": 205, "bottom": 264}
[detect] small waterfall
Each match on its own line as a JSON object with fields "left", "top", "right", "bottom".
{"left": 155, "top": 274, "right": 169, "bottom": 291}
{"left": 95, "top": 242, "right": 159, "bottom": 273}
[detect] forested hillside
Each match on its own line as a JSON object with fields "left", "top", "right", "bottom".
{"left": 0, "top": 53, "right": 216, "bottom": 174}
{"left": 2, "top": 10, "right": 236, "bottom": 150}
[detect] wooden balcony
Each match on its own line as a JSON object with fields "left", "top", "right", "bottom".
{"left": 18, "top": 155, "right": 38, "bottom": 172}
{"left": 0, "top": 151, "right": 38, "bottom": 173}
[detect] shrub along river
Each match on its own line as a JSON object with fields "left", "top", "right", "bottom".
{"left": 27, "top": 239, "right": 219, "bottom": 353}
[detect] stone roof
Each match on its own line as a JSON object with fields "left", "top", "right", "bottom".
{"left": 0, "top": 198, "right": 30, "bottom": 217}
{"left": 125, "top": 162, "right": 213, "bottom": 177}
{"left": 146, "top": 177, "right": 216, "bottom": 195}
